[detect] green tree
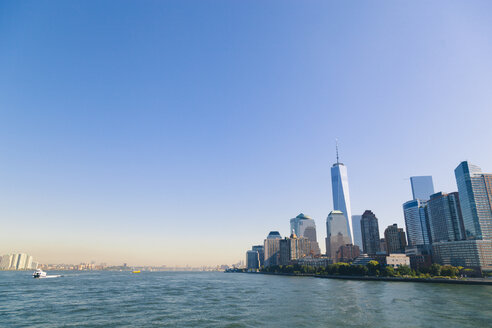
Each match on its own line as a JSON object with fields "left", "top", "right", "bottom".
{"left": 441, "top": 265, "right": 458, "bottom": 277}
{"left": 367, "top": 260, "right": 380, "bottom": 276}
{"left": 429, "top": 264, "right": 442, "bottom": 276}
{"left": 396, "top": 265, "right": 412, "bottom": 276}
{"left": 381, "top": 266, "right": 395, "bottom": 277}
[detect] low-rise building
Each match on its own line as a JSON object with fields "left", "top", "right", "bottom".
{"left": 386, "top": 254, "right": 410, "bottom": 268}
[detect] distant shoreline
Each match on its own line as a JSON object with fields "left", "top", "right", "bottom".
{"left": 243, "top": 271, "right": 492, "bottom": 285}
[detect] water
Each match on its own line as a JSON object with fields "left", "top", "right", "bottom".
{"left": 1, "top": 271, "right": 491, "bottom": 327}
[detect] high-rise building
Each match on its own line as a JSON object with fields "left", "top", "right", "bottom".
{"left": 331, "top": 144, "right": 353, "bottom": 243}
{"left": 289, "top": 232, "right": 312, "bottom": 260}
{"left": 403, "top": 199, "right": 431, "bottom": 246}
{"left": 432, "top": 240, "right": 492, "bottom": 271}
{"left": 384, "top": 224, "right": 407, "bottom": 254}
{"left": 351, "top": 215, "right": 363, "bottom": 249}
{"left": 0, "top": 255, "right": 13, "bottom": 270}
{"left": 410, "top": 176, "right": 435, "bottom": 200}
{"left": 246, "top": 250, "right": 260, "bottom": 270}
{"left": 252, "top": 245, "right": 264, "bottom": 267}
{"left": 431, "top": 162, "right": 492, "bottom": 271}
{"left": 326, "top": 210, "right": 352, "bottom": 260}
{"left": 279, "top": 238, "right": 291, "bottom": 265}
{"left": 264, "top": 231, "right": 282, "bottom": 267}
{"left": 0, "top": 253, "right": 36, "bottom": 270}
{"left": 427, "top": 192, "right": 465, "bottom": 242}
{"left": 455, "top": 161, "right": 492, "bottom": 240}
{"left": 289, "top": 213, "right": 320, "bottom": 255}
{"left": 360, "top": 210, "right": 381, "bottom": 255}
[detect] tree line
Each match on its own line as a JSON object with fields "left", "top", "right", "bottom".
{"left": 260, "top": 261, "right": 475, "bottom": 279}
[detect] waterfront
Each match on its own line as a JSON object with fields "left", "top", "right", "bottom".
{"left": 1, "top": 271, "right": 491, "bottom": 327}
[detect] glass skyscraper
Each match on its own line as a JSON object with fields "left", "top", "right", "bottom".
{"left": 403, "top": 199, "right": 431, "bottom": 246}
{"left": 331, "top": 161, "right": 353, "bottom": 244}
{"left": 427, "top": 192, "right": 465, "bottom": 242}
{"left": 289, "top": 213, "right": 320, "bottom": 255}
{"left": 410, "top": 176, "right": 435, "bottom": 200}
{"left": 360, "top": 210, "right": 381, "bottom": 255}
{"left": 325, "top": 210, "right": 352, "bottom": 259}
{"left": 351, "top": 215, "right": 363, "bottom": 249}
{"left": 455, "top": 161, "right": 492, "bottom": 240}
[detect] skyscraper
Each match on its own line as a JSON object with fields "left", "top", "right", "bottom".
{"left": 289, "top": 213, "right": 321, "bottom": 255}
{"left": 455, "top": 161, "right": 492, "bottom": 240}
{"left": 410, "top": 176, "right": 435, "bottom": 200}
{"left": 360, "top": 210, "right": 381, "bottom": 255}
{"left": 351, "top": 215, "right": 363, "bottom": 249}
{"left": 384, "top": 224, "right": 407, "bottom": 254}
{"left": 326, "top": 210, "right": 351, "bottom": 259}
{"left": 427, "top": 192, "right": 465, "bottom": 242}
{"left": 252, "top": 245, "right": 265, "bottom": 267}
{"left": 403, "top": 199, "right": 431, "bottom": 246}
{"left": 289, "top": 232, "right": 312, "bottom": 260}
{"left": 264, "top": 231, "right": 282, "bottom": 267}
{"left": 331, "top": 143, "right": 353, "bottom": 243}
{"left": 246, "top": 250, "right": 260, "bottom": 270}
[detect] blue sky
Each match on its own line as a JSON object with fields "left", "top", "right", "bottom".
{"left": 1, "top": 1, "right": 492, "bottom": 266}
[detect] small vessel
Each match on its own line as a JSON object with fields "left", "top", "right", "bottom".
{"left": 33, "top": 269, "right": 47, "bottom": 279}
{"left": 132, "top": 270, "right": 141, "bottom": 273}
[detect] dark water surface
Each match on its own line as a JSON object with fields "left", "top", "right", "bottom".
{"left": 1, "top": 271, "right": 491, "bottom": 327}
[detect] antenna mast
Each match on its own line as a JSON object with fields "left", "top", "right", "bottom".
{"left": 336, "top": 138, "right": 339, "bottom": 164}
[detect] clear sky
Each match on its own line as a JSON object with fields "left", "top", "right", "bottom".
{"left": 1, "top": 1, "right": 492, "bottom": 266}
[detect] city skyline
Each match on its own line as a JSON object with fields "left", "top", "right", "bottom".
{"left": 1, "top": 1, "right": 492, "bottom": 266}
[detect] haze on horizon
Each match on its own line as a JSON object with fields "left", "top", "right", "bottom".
{"left": 1, "top": 1, "right": 492, "bottom": 266}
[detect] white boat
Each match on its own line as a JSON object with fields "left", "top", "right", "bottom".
{"left": 33, "top": 269, "right": 47, "bottom": 278}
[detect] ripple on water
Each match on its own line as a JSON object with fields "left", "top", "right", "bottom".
{"left": 1, "top": 272, "right": 491, "bottom": 327}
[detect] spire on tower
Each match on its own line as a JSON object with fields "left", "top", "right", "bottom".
{"left": 336, "top": 138, "right": 339, "bottom": 164}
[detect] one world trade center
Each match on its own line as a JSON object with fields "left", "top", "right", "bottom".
{"left": 331, "top": 142, "right": 353, "bottom": 244}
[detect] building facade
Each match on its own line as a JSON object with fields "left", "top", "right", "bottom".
{"left": 351, "top": 215, "right": 363, "bottom": 249}
{"left": 384, "top": 224, "right": 407, "bottom": 254}
{"left": 360, "top": 210, "right": 381, "bottom": 255}
{"left": 289, "top": 213, "right": 320, "bottom": 256}
{"left": 427, "top": 192, "right": 465, "bottom": 242}
{"left": 403, "top": 199, "right": 431, "bottom": 246}
{"left": 432, "top": 240, "right": 492, "bottom": 271}
{"left": 455, "top": 162, "right": 492, "bottom": 240}
{"left": 331, "top": 158, "right": 353, "bottom": 244}
{"left": 252, "top": 245, "right": 264, "bottom": 267}
{"left": 410, "top": 176, "right": 435, "bottom": 200}
{"left": 326, "top": 210, "right": 352, "bottom": 260}
{"left": 246, "top": 250, "right": 260, "bottom": 270}
{"left": 264, "top": 231, "right": 282, "bottom": 267}
{"left": 336, "top": 244, "right": 360, "bottom": 262}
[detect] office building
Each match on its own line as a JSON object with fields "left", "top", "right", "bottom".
{"left": 289, "top": 232, "right": 312, "bottom": 260}
{"left": 403, "top": 199, "right": 431, "bottom": 246}
{"left": 246, "top": 250, "right": 260, "bottom": 270}
{"left": 264, "top": 231, "right": 282, "bottom": 267}
{"left": 427, "top": 192, "right": 465, "bottom": 242}
{"left": 326, "top": 210, "right": 352, "bottom": 259}
{"left": 290, "top": 213, "right": 320, "bottom": 255}
{"left": 410, "top": 176, "right": 435, "bottom": 200}
{"left": 432, "top": 240, "right": 492, "bottom": 271}
{"left": 351, "top": 215, "right": 363, "bottom": 249}
{"left": 331, "top": 144, "right": 353, "bottom": 243}
{"left": 384, "top": 224, "right": 407, "bottom": 254}
{"left": 279, "top": 238, "right": 291, "bottom": 265}
{"left": 252, "top": 245, "right": 264, "bottom": 267}
{"left": 360, "top": 210, "right": 381, "bottom": 255}
{"left": 455, "top": 161, "right": 492, "bottom": 240}
{"left": 0, "top": 253, "right": 35, "bottom": 270}
{"left": 336, "top": 244, "right": 360, "bottom": 263}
